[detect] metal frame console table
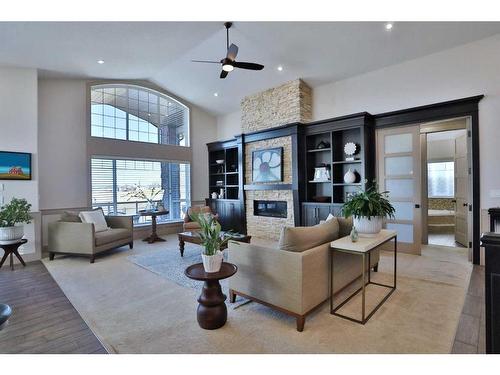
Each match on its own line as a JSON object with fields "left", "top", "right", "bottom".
{"left": 330, "top": 229, "right": 397, "bottom": 324}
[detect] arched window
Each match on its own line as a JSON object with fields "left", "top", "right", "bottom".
{"left": 90, "top": 84, "right": 189, "bottom": 146}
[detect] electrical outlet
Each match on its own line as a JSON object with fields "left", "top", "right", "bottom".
{"left": 490, "top": 189, "right": 500, "bottom": 198}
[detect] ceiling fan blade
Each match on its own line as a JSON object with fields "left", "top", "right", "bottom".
{"left": 233, "top": 61, "right": 264, "bottom": 70}
{"left": 191, "top": 60, "right": 221, "bottom": 64}
{"left": 220, "top": 70, "right": 228, "bottom": 79}
{"left": 226, "top": 43, "right": 239, "bottom": 61}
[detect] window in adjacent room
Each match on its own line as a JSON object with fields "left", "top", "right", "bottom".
{"left": 427, "top": 161, "right": 454, "bottom": 198}
{"left": 90, "top": 84, "right": 189, "bottom": 146}
{"left": 91, "top": 157, "right": 191, "bottom": 225}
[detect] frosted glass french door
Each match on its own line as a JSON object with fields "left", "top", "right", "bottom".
{"left": 377, "top": 125, "right": 422, "bottom": 255}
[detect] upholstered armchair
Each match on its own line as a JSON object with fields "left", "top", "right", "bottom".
{"left": 183, "top": 205, "right": 218, "bottom": 231}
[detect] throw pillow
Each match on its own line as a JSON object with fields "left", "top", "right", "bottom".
{"left": 61, "top": 210, "right": 82, "bottom": 223}
{"left": 326, "top": 213, "right": 353, "bottom": 237}
{"left": 79, "top": 208, "right": 109, "bottom": 232}
{"left": 278, "top": 218, "right": 339, "bottom": 252}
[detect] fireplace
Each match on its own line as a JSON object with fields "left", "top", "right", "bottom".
{"left": 254, "top": 200, "right": 287, "bottom": 218}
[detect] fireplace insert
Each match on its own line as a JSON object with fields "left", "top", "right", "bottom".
{"left": 254, "top": 200, "right": 287, "bottom": 218}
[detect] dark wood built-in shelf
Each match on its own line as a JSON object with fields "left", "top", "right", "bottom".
{"left": 307, "top": 148, "right": 331, "bottom": 153}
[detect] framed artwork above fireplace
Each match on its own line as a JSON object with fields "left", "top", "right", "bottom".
{"left": 252, "top": 147, "right": 283, "bottom": 183}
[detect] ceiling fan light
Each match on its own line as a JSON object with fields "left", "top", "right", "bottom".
{"left": 222, "top": 63, "right": 234, "bottom": 72}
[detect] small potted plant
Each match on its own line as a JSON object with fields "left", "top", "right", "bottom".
{"left": 190, "top": 212, "right": 232, "bottom": 273}
{"left": 342, "top": 185, "right": 395, "bottom": 237}
{"left": 0, "top": 198, "right": 32, "bottom": 243}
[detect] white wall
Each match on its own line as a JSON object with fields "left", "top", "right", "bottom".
{"left": 0, "top": 67, "right": 39, "bottom": 257}
{"left": 38, "top": 79, "right": 88, "bottom": 209}
{"left": 217, "top": 33, "right": 500, "bottom": 209}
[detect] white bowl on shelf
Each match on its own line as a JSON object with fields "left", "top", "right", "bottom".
{"left": 215, "top": 159, "right": 224, "bottom": 165}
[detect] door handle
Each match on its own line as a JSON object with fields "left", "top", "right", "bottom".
{"left": 415, "top": 204, "right": 420, "bottom": 208}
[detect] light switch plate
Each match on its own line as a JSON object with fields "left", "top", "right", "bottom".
{"left": 0, "top": 183, "right": 4, "bottom": 191}
{"left": 490, "top": 189, "right": 500, "bottom": 198}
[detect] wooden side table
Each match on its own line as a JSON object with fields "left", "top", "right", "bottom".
{"left": 139, "top": 210, "right": 169, "bottom": 244}
{"left": 184, "top": 262, "right": 237, "bottom": 330}
{"left": 330, "top": 230, "right": 397, "bottom": 324}
{"left": 0, "top": 239, "right": 28, "bottom": 271}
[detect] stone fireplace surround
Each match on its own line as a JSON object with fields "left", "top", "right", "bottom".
{"left": 241, "top": 79, "right": 312, "bottom": 240}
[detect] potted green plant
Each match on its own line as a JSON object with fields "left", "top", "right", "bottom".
{"left": 0, "top": 198, "right": 32, "bottom": 243}
{"left": 342, "top": 185, "right": 395, "bottom": 237}
{"left": 190, "top": 212, "right": 232, "bottom": 273}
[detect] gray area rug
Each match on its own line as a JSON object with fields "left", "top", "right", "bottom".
{"left": 127, "top": 242, "right": 250, "bottom": 307}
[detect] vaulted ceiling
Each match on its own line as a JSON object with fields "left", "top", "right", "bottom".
{"left": 1, "top": 22, "right": 500, "bottom": 115}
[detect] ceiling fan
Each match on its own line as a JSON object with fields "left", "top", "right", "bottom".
{"left": 192, "top": 22, "right": 264, "bottom": 79}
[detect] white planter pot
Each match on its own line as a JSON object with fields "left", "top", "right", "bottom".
{"left": 0, "top": 225, "right": 24, "bottom": 243}
{"left": 201, "top": 251, "right": 223, "bottom": 273}
{"left": 353, "top": 216, "right": 383, "bottom": 237}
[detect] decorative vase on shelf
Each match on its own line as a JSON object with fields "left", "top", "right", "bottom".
{"left": 211, "top": 192, "right": 218, "bottom": 199}
{"left": 343, "top": 168, "right": 356, "bottom": 184}
{"left": 350, "top": 226, "right": 359, "bottom": 242}
{"left": 219, "top": 188, "right": 225, "bottom": 199}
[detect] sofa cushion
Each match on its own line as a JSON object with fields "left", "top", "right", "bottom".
{"left": 278, "top": 218, "right": 339, "bottom": 253}
{"left": 95, "top": 228, "right": 130, "bottom": 247}
{"left": 79, "top": 208, "right": 108, "bottom": 232}
{"left": 61, "top": 210, "right": 82, "bottom": 223}
{"left": 326, "top": 214, "right": 353, "bottom": 238}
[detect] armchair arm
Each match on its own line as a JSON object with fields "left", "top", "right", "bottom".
{"left": 106, "top": 215, "right": 133, "bottom": 231}
{"left": 48, "top": 221, "right": 95, "bottom": 255}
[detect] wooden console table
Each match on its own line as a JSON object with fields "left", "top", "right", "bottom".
{"left": 330, "top": 230, "right": 397, "bottom": 324}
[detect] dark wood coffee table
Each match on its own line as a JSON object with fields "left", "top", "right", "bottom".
{"left": 184, "top": 262, "right": 237, "bottom": 330}
{"left": 177, "top": 231, "right": 251, "bottom": 257}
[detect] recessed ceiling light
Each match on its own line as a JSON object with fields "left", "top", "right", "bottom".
{"left": 213, "top": 92, "right": 219, "bottom": 97}
{"left": 97, "top": 60, "right": 105, "bottom": 64}
{"left": 277, "top": 65, "right": 283, "bottom": 71}
{"left": 385, "top": 23, "right": 393, "bottom": 30}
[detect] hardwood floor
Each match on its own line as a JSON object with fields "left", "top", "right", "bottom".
{"left": 0, "top": 261, "right": 107, "bottom": 354}
{"left": 452, "top": 265, "right": 485, "bottom": 354}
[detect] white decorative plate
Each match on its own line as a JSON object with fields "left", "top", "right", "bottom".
{"left": 344, "top": 142, "right": 357, "bottom": 156}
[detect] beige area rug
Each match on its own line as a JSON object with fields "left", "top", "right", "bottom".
{"left": 42, "top": 236, "right": 472, "bottom": 354}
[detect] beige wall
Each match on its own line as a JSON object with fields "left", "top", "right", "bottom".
{"left": 217, "top": 110, "right": 241, "bottom": 140}
{"left": 38, "top": 78, "right": 217, "bottom": 210}
{"left": 39, "top": 79, "right": 88, "bottom": 209}
{"left": 0, "top": 67, "right": 40, "bottom": 260}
